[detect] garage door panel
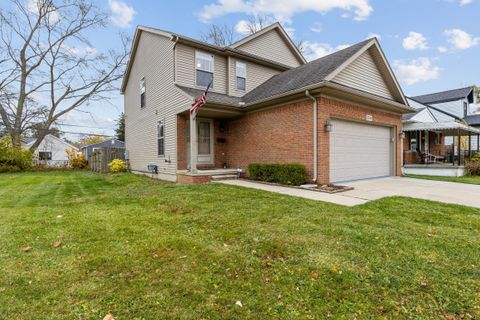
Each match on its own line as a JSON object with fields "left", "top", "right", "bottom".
{"left": 329, "top": 119, "right": 393, "bottom": 183}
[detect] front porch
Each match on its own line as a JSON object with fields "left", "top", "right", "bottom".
{"left": 402, "top": 121, "right": 480, "bottom": 176}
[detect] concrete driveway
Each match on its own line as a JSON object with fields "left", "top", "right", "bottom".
{"left": 218, "top": 177, "right": 480, "bottom": 208}
{"left": 343, "top": 177, "right": 480, "bottom": 208}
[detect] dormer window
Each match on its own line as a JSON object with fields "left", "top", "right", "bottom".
{"left": 195, "top": 51, "right": 214, "bottom": 88}
{"left": 236, "top": 61, "right": 246, "bottom": 91}
{"left": 464, "top": 101, "right": 468, "bottom": 117}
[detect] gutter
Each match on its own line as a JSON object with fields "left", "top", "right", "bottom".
{"left": 305, "top": 90, "right": 318, "bottom": 183}
{"left": 171, "top": 35, "right": 179, "bottom": 82}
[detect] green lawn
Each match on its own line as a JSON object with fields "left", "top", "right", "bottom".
{"left": 404, "top": 174, "right": 480, "bottom": 185}
{"left": 1, "top": 172, "right": 479, "bottom": 319}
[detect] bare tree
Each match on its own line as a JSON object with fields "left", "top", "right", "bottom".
{"left": 201, "top": 24, "right": 235, "bottom": 46}
{"left": 0, "top": 0, "right": 129, "bottom": 150}
{"left": 243, "top": 14, "right": 272, "bottom": 34}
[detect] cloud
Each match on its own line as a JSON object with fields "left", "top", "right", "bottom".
{"left": 460, "top": 0, "right": 473, "bottom": 5}
{"left": 367, "top": 33, "right": 381, "bottom": 40}
{"left": 393, "top": 57, "right": 441, "bottom": 85}
{"left": 402, "top": 32, "right": 429, "bottom": 50}
{"left": 108, "top": 0, "right": 135, "bottom": 28}
{"left": 62, "top": 44, "right": 97, "bottom": 56}
{"left": 310, "top": 22, "right": 323, "bottom": 33}
{"left": 302, "top": 41, "right": 350, "bottom": 61}
{"left": 437, "top": 46, "right": 448, "bottom": 53}
{"left": 200, "top": 0, "right": 373, "bottom": 23}
{"left": 235, "top": 19, "right": 295, "bottom": 38}
{"left": 444, "top": 28, "right": 480, "bottom": 50}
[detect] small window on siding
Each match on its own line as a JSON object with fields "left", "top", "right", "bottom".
{"left": 39, "top": 151, "right": 52, "bottom": 161}
{"left": 196, "top": 51, "right": 214, "bottom": 88}
{"left": 464, "top": 101, "right": 468, "bottom": 117}
{"left": 157, "top": 119, "right": 165, "bottom": 156}
{"left": 236, "top": 61, "right": 246, "bottom": 91}
{"left": 140, "top": 77, "right": 146, "bottom": 108}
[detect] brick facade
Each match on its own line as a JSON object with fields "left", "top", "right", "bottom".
{"left": 176, "top": 96, "right": 403, "bottom": 185}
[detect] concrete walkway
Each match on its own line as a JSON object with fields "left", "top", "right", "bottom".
{"left": 217, "top": 177, "right": 480, "bottom": 208}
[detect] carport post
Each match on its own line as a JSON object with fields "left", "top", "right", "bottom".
{"left": 457, "top": 128, "right": 461, "bottom": 166}
{"left": 477, "top": 134, "right": 479, "bottom": 153}
{"left": 468, "top": 132, "right": 472, "bottom": 159}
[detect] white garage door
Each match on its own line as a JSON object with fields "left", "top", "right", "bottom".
{"left": 330, "top": 119, "right": 393, "bottom": 183}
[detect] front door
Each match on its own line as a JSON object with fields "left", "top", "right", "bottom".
{"left": 186, "top": 119, "right": 214, "bottom": 166}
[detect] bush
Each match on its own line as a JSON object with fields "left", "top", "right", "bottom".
{"left": 108, "top": 159, "right": 128, "bottom": 173}
{"left": 248, "top": 163, "right": 307, "bottom": 186}
{"left": 0, "top": 136, "right": 33, "bottom": 172}
{"left": 66, "top": 148, "right": 87, "bottom": 169}
{"left": 465, "top": 152, "right": 480, "bottom": 176}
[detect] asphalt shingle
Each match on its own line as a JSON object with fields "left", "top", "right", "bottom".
{"left": 412, "top": 86, "right": 474, "bottom": 104}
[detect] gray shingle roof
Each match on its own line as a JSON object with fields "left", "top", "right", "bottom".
{"left": 464, "top": 114, "right": 480, "bottom": 126}
{"left": 412, "top": 86, "right": 474, "bottom": 104}
{"left": 243, "top": 39, "right": 372, "bottom": 104}
{"left": 175, "top": 85, "right": 243, "bottom": 107}
{"left": 402, "top": 108, "right": 425, "bottom": 121}
{"left": 81, "top": 139, "right": 124, "bottom": 149}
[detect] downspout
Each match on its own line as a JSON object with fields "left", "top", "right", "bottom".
{"left": 305, "top": 90, "right": 318, "bottom": 182}
{"left": 171, "top": 35, "right": 179, "bottom": 82}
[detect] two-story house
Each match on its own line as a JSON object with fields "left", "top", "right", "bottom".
{"left": 121, "top": 23, "right": 412, "bottom": 184}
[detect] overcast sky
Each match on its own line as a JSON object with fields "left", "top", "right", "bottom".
{"left": 23, "top": 0, "right": 480, "bottom": 139}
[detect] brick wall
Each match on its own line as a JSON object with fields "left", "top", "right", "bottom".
{"left": 226, "top": 101, "right": 315, "bottom": 178}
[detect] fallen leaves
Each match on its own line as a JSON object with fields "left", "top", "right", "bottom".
{"left": 332, "top": 265, "right": 342, "bottom": 274}
{"left": 22, "top": 246, "right": 32, "bottom": 252}
{"left": 103, "top": 314, "right": 115, "bottom": 320}
{"left": 235, "top": 300, "right": 243, "bottom": 308}
{"left": 53, "top": 241, "right": 62, "bottom": 248}
{"left": 419, "top": 279, "right": 429, "bottom": 287}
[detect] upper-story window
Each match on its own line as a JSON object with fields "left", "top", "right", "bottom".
{"left": 140, "top": 77, "right": 146, "bottom": 108}
{"left": 195, "top": 51, "right": 214, "bottom": 88}
{"left": 236, "top": 61, "right": 246, "bottom": 91}
{"left": 464, "top": 101, "right": 468, "bottom": 117}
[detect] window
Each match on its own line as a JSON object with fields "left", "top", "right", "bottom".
{"left": 140, "top": 77, "right": 146, "bottom": 108}
{"left": 195, "top": 51, "right": 214, "bottom": 87}
{"left": 464, "top": 101, "right": 468, "bottom": 117}
{"left": 236, "top": 61, "right": 246, "bottom": 91}
{"left": 157, "top": 119, "right": 165, "bottom": 156}
{"left": 410, "top": 138, "right": 417, "bottom": 151}
{"left": 435, "top": 133, "right": 441, "bottom": 145}
{"left": 38, "top": 151, "right": 52, "bottom": 161}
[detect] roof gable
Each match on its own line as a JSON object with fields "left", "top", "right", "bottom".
{"left": 326, "top": 38, "right": 406, "bottom": 104}
{"left": 243, "top": 38, "right": 408, "bottom": 105}
{"left": 230, "top": 23, "right": 306, "bottom": 67}
{"left": 332, "top": 49, "right": 395, "bottom": 100}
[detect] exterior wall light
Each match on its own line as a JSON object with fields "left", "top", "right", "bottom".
{"left": 325, "top": 120, "right": 332, "bottom": 132}
{"left": 399, "top": 132, "right": 405, "bottom": 139}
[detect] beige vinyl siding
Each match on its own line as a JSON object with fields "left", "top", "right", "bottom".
{"left": 229, "top": 59, "right": 281, "bottom": 97}
{"left": 175, "top": 44, "right": 228, "bottom": 94}
{"left": 236, "top": 29, "right": 301, "bottom": 68}
{"left": 333, "top": 49, "right": 395, "bottom": 100}
{"left": 124, "top": 31, "right": 191, "bottom": 181}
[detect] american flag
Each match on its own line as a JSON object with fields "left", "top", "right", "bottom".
{"left": 190, "top": 80, "right": 212, "bottom": 119}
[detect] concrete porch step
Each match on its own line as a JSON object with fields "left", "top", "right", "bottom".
{"left": 210, "top": 174, "right": 238, "bottom": 181}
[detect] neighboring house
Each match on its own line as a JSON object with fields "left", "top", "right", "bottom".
{"left": 401, "top": 96, "right": 480, "bottom": 176}
{"left": 81, "top": 138, "right": 125, "bottom": 159}
{"left": 121, "top": 22, "right": 412, "bottom": 184}
{"left": 24, "top": 134, "right": 78, "bottom": 167}
{"left": 412, "top": 86, "right": 476, "bottom": 119}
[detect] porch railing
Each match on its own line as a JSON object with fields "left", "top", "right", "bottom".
{"left": 404, "top": 147, "right": 477, "bottom": 166}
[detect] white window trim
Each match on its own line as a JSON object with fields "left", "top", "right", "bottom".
{"left": 195, "top": 51, "right": 214, "bottom": 88}
{"left": 140, "top": 77, "right": 146, "bottom": 108}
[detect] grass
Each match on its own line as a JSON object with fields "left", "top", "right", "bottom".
{"left": 404, "top": 174, "right": 480, "bottom": 185}
{"left": 0, "top": 171, "right": 479, "bottom": 319}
